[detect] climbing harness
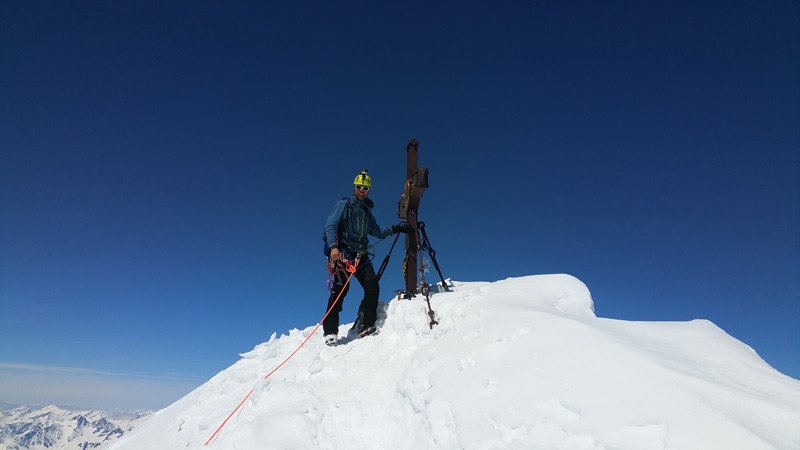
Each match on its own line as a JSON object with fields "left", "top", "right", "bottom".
{"left": 327, "top": 254, "right": 363, "bottom": 290}
{"left": 204, "top": 257, "right": 359, "bottom": 447}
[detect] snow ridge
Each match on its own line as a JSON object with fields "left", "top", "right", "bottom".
{"left": 111, "top": 274, "right": 800, "bottom": 450}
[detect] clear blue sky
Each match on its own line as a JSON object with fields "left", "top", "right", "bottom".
{"left": 1, "top": 1, "right": 798, "bottom": 410}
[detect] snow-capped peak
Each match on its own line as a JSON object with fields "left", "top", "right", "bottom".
{"left": 0, "top": 404, "right": 148, "bottom": 449}
{"left": 111, "top": 274, "right": 800, "bottom": 449}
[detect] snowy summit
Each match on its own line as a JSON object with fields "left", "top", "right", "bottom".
{"left": 111, "top": 275, "right": 800, "bottom": 449}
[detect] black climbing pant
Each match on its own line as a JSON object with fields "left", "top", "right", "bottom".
{"left": 323, "top": 257, "right": 379, "bottom": 336}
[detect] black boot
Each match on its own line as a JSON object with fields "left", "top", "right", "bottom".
{"left": 358, "top": 326, "right": 379, "bottom": 338}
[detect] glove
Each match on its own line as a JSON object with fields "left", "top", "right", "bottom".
{"left": 392, "top": 222, "right": 415, "bottom": 234}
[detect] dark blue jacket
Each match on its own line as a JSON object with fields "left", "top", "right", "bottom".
{"left": 325, "top": 196, "right": 393, "bottom": 253}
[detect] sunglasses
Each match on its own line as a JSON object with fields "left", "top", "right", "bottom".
{"left": 355, "top": 185, "right": 370, "bottom": 191}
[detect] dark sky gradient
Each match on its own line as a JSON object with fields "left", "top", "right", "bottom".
{"left": 1, "top": 1, "right": 798, "bottom": 408}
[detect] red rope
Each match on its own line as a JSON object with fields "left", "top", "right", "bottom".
{"left": 204, "top": 259, "right": 359, "bottom": 446}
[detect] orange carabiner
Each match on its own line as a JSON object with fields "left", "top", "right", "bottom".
{"left": 344, "top": 257, "right": 359, "bottom": 274}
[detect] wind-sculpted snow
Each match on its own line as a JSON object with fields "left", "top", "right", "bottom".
{"left": 110, "top": 274, "right": 800, "bottom": 449}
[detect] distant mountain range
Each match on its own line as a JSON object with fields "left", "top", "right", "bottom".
{"left": 0, "top": 405, "right": 148, "bottom": 450}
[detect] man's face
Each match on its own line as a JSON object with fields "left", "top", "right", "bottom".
{"left": 354, "top": 184, "right": 370, "bottom": 201}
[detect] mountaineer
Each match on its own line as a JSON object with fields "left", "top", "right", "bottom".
{"left": 322, "top": 170, "right": 413, "bottom": 346}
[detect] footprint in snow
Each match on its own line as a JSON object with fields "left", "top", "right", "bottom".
{"left": 308, "top": 357, "right": 325, "bottom": 375}
{"left": 480, "top": 377, "right": 501, "bottom": 397}
{"left": 457, "top": 355, "right": 477, "bottom": 371}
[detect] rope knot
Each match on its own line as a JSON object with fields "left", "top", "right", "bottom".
{"left": 344, "top": 257, "right": 359, "bottom": 274}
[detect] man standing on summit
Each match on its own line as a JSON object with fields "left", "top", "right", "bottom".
{"left": 323, "top": 170, "right": 413, "bottom": 346}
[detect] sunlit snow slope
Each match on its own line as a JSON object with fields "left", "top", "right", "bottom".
{"left": 111, "top": 275, "right": 800, "bottom": 450}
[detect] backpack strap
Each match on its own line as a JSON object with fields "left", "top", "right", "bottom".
{"left": 323, "top": 197, "right": 353, "bottom": 255}
{"left": 338, "top": 197, "right": 352, "bottom": 238}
